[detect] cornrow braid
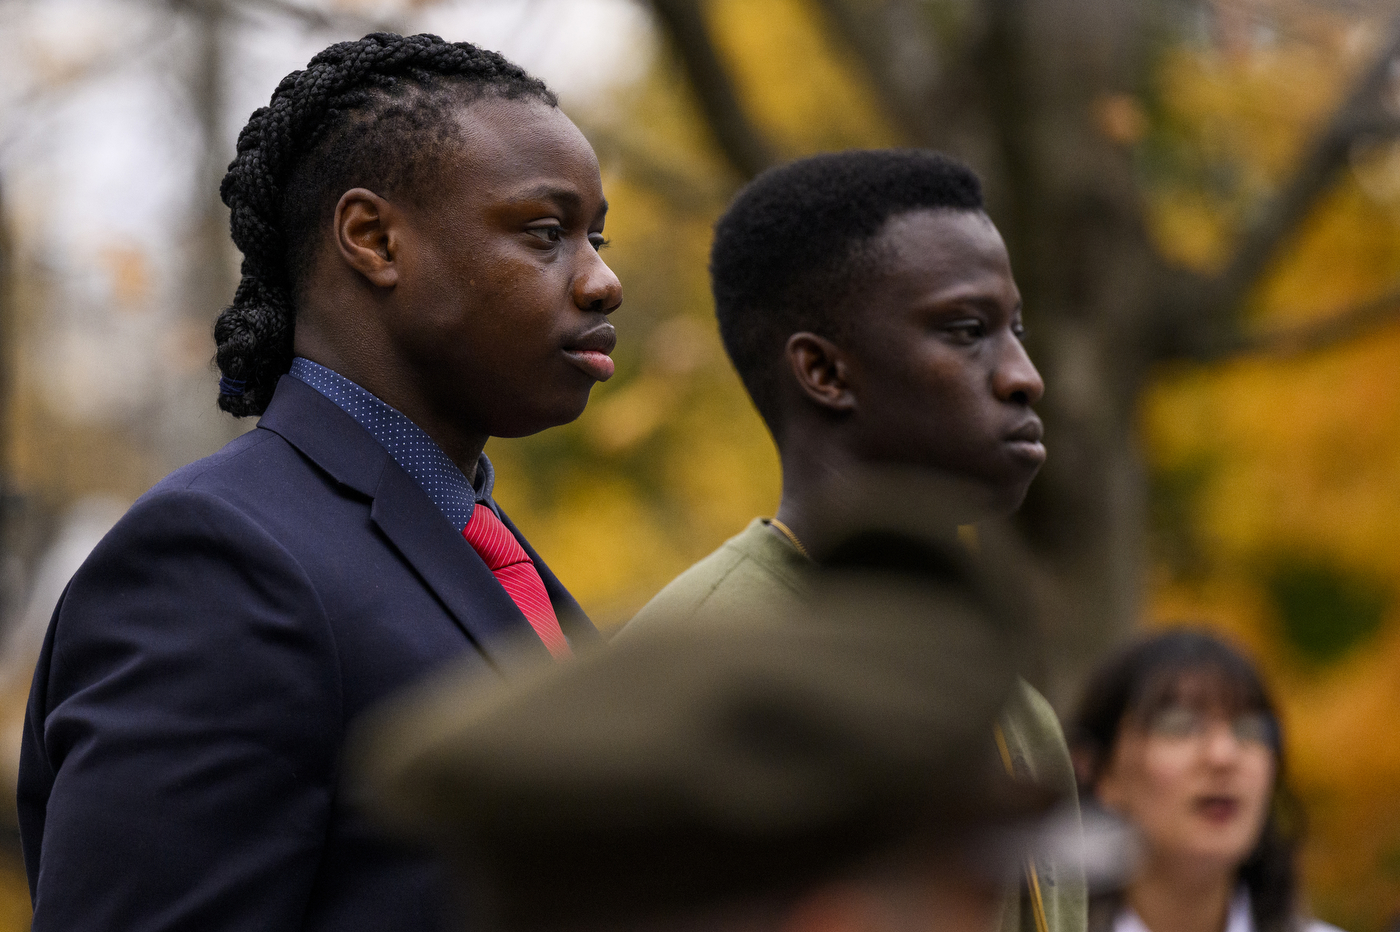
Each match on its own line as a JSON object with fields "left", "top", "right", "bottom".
{"left": 214, "top": 33, "right": 556, "bottom": 416}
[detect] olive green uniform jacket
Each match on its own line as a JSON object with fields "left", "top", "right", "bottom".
{"left": 623, "top": 518, "right": 1088, "bottom": 932}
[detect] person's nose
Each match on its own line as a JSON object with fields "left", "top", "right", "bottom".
{"left": 992, "top": 335, "right": 1044, "bottom": 406}
{"left": 1201, "top": 722, "right": 1244, "bottom": 766}
{"left": 573, "top": 247, "right": 623, "bottom": 315}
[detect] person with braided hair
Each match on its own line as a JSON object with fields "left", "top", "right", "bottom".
{"left": 18, "top": 33, "right": 621, "bottom": 931}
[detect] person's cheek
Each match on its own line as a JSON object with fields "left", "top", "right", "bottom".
{"left": 1142, "top": 745, "right": 1192, "bottom": 844}
{"left": 1244, "top": 753, "right": 1276, "bottom": 837}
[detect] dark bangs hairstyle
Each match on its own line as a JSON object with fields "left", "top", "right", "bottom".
{"left": 1070, "top": 630, "right": 1303, "bottom": 932}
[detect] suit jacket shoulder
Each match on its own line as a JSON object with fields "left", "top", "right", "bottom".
{"left": 20, "top": 375, "right": 592, "bottom": 932}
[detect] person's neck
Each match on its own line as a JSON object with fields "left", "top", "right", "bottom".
{"left": 772, "top": 432, "right": 967, "bottom": 551}
{"left": 420, "top": 425, "right": 487, "bottom": 484}
{"left": 772, "top": 431, "right": 854, "bottom": 551}
{"left": 1125, "top": 859, "right": 1236, "bottom": 932}
{"left": 294, "top": 337, "right": 488, "bottom": 481}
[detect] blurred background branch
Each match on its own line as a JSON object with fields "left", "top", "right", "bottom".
{"left": 807, "top": 0, "right": 941, "bottom": 144}
{"left": 649, "top": 0, "right": 776, "bottom": 177}
{"left": 1210, "top": 285, "right": 1400, "bottom": 359}
{"left": 1163, "top": 14, "right": 1400, "bottom": 361}
{"left": 229, "top": 0, "right": 408, "bottom": 33}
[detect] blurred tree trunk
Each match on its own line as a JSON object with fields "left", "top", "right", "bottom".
{"left": 188, "top": 0, "right": 233, "bottom": 333}
{"left": 152, "top": 0, "right": 245, "bottom": 471}
{"left": 648, "top": 0, "right": 1400, "bottom": 695}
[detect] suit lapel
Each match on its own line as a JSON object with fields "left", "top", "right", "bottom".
{"left": 257, "top": 376, "right": 553, "bottom": 668}
{"left": 369, "top": 468, "right": 551, "bottom": 667}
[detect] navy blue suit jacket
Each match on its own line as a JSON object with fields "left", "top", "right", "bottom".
{"left": 17, "top": 375, "right": 597, "bottom": 931}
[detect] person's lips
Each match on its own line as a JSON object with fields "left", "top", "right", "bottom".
{"left": 1195, "top": 795, "right": 1241, "bottom": 824}
{"left": 1005, "top": 417, "right": 1046, "bottom": 465}
{"left": 563, "top": 324, "right": 617, "bottom": 382}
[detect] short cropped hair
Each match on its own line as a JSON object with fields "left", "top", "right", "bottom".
{"left": 710, "top": 149, "right": 984, "bottom": 434}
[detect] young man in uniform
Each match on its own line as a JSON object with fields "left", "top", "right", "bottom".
{"left": 623, "top": 149, "right": 1083, "bottom": 932}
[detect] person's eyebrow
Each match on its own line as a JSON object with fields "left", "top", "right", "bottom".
{"left": 506, "top": 184, "right": 580, "bottom": 209}
{"left": 502, "top": 184, "right": 609, "bottom": 225}
{"left": 916, "top": 294, "right": 1021, "bottom": 316}
{"left": 506, "top": 184, "right": 606, "bottom": 214}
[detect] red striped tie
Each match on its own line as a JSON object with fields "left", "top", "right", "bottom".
{"left": 462, "top": 505, "right": 571, "bottom": 659}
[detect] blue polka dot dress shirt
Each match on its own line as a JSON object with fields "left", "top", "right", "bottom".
{"left": 288, "top": 357, "right": 494, "bottom": 533}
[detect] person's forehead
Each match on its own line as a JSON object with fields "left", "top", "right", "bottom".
{"left": 439, "top": 95, "right": 602, "bottom": 197}
{"left": 879, "top": 209, "right": 1004, "bottom": 266}
{"left": 865, "top": 208, "right": 1016, "bottom": 304}
{"left": 1135, "top": 667, "right": 1260, "bottom": 719}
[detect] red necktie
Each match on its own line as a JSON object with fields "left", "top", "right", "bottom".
{"left": 462, "top": 505, "right": 571, "bottom": 659}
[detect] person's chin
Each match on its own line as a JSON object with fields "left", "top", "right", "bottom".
{"left": 992, "top": 450, "right": 1045, "bottom": 510}
{"left": 840, "top": 458, "right": 1038, "bottom": 526}
{"left": 962, "top": 484, "right": 1029, "bottom": 524}
{"left": 1180, "top": 841, "right": 1253, "bottom": 876}
{"left": 489, "top": 391, "right": 593, "bottom": 439}
{"left": 951, "top": 464, "right": 1039, "bottom": 523}
{"left": 905, "top": 476, "right": 1026, "bottom": 527}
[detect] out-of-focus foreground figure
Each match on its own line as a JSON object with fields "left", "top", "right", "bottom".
{"left": 353, "top": 527, "right": 1071, "bottom": 932}
{"left": 1070, "top": 631, "right": 1344, "bottom": 932}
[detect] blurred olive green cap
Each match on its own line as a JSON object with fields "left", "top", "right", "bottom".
{"left": 349, "top": 528, "right": 1055, "bottom": 931}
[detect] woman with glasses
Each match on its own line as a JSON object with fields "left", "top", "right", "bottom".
{"left": 1070, "top": 630, "right": 1342, "bottom": 932}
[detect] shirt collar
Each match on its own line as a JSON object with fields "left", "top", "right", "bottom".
{"left": 1115, "top": 888, "right": 1252, "bottom": 932}
{"left": 288, "top": 357, "right": 493, "bottom": 532}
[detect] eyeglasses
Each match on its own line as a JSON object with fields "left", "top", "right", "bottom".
{"left": 1144, "top": 707, "right": 1276, "bottom": 748}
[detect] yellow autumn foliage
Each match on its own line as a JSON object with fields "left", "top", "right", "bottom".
{"left": 3, "top": 2, "right": 1399, "bottom": 930}
{"left": 1144, "top": 20, "right": 1400, "bottom": 932}
{"left": 706, "top": 0, "right": 903, "bottom": 154}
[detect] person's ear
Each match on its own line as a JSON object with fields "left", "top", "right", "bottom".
{"left": 334, "top": 188, "right": 399, "bottom": 288}
{"left": 787, "top": 332, "right": 856, "bottom": 413}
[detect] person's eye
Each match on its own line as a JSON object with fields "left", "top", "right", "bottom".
{"left": 526, "top": 224, "right": 564, "bottom": 245}
{"left": 945, "top": 319, "right": 986, "bottom": 342}
{"left": 1148, "top": 707, "right": 1201, "bottom": 740}
{"left": 1012, "top": 320, "right": 1028, "bottom": 340}
{"left": 1232, "top": 712, "right": 1273, "bottom": 747}
{"left": 589, "top": 233, "right": 611, "bottom": 251}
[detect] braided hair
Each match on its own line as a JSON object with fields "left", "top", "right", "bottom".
{"left": 214, "top": 33, "right": 557, "bottom": 416}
